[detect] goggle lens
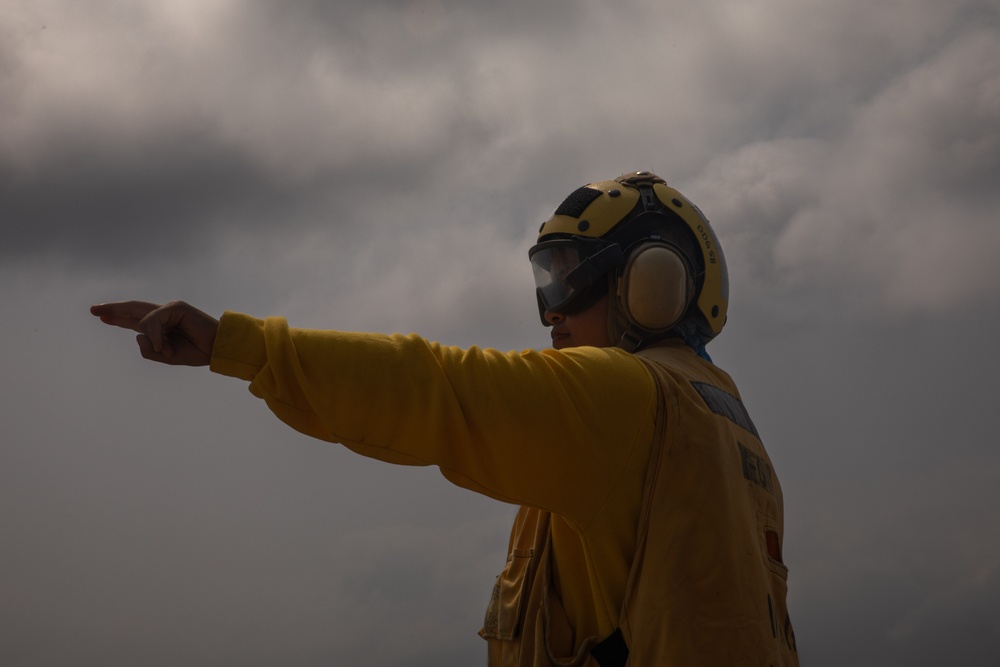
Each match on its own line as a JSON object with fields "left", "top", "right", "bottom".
{"left": 530, "top": 244, "right": 585, "bottom": 312}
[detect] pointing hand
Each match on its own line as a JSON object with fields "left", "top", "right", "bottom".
{"left": 91, "top": 300, "right": 219, "bottom": 366}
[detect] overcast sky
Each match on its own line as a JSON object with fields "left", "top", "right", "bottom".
{"left": 2, "top": 0, "right": 999, "bottom": 665}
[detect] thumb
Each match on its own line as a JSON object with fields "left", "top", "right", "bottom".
{"left": 136, "top": 302, "right": 187, "bottom": 357}
{"left": 137, "top": 311, "right": 166, "bottom": 354}
{"left": 136, "top": 333, "right": 173, "bottom": 361}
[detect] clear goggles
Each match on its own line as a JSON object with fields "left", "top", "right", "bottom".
{"left": 528, "top": 239, "right": 625, "bottom": 316}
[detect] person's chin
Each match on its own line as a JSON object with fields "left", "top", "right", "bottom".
{"left": 551, "top": 333, "right": 570, "bottom": 349}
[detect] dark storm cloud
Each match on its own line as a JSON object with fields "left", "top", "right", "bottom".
{"left": 259, "top": 0, "right": 590, "bottom": 38}
{"left": 0, "top": 121, "right": 462, "bottom": 269}
{"left": 0, "top": 129, "right": 293, "bottom": 262}
{"left": 0, "top": 0, "right": 585, "bottom": 269}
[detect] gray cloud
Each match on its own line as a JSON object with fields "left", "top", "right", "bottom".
{"left": 687, "top": 25, "right": 1000, "bottom": 317}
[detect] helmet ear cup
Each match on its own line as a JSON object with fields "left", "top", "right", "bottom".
{"left": 619, "top": 243, "right": 694, "bottom": 332}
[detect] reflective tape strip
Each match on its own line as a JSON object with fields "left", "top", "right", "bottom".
{"left": 690, "top": 381, "right": 760, "bottom": 438}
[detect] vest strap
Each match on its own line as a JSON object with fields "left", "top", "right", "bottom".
{"left": 590, "top": 628, "right": 629, "bottom": 667}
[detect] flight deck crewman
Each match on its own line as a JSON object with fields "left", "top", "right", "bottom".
{"left": 92, "top": 171, "right": 798, "bottom": 666}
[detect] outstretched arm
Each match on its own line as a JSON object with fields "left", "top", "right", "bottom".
{"left": 90, "top": 300, "right": 219, "bottom": 366}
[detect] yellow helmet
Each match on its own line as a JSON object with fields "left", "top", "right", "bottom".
{"left": 529, "top": 171, "right": 729, "bottom": 351}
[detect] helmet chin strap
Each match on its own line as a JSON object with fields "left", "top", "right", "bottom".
{"left": 607, "top": 273, "right": 643, "bottom": 352}
{"left": 615, "top": 327, "right": 644, "bottom": 353}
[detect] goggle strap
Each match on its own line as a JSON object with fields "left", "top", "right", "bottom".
{"left": 566, "top": 244, "right": 625, "bottom": 291}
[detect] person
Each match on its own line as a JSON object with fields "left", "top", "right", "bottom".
{"left": 92, "top": 171, "right": 798, "bottom": 666}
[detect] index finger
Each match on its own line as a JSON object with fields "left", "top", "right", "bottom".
{"left": 90, "top": 301, "right": 162, "bottom": 331}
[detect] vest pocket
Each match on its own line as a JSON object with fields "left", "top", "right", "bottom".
{"left": 755, "top": 512, "right": 797, "bottom": 657}
{"left": 481, "top": 548, "right": 534, "bottom": 641}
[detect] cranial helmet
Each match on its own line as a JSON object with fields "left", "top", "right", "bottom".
{"left": 529, "top": 171, "right": 729, "bottom": 352}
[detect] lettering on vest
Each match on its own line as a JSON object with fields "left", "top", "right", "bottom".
{"left": 738, "top": 441, "right": 775, "bottom": 495}
{"left": 690, "top": 381, "right": 760, "bottom": 438}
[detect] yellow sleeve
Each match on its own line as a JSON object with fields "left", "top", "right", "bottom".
{"left": 210, "top": 311, "right": 658, "bottom": 525}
